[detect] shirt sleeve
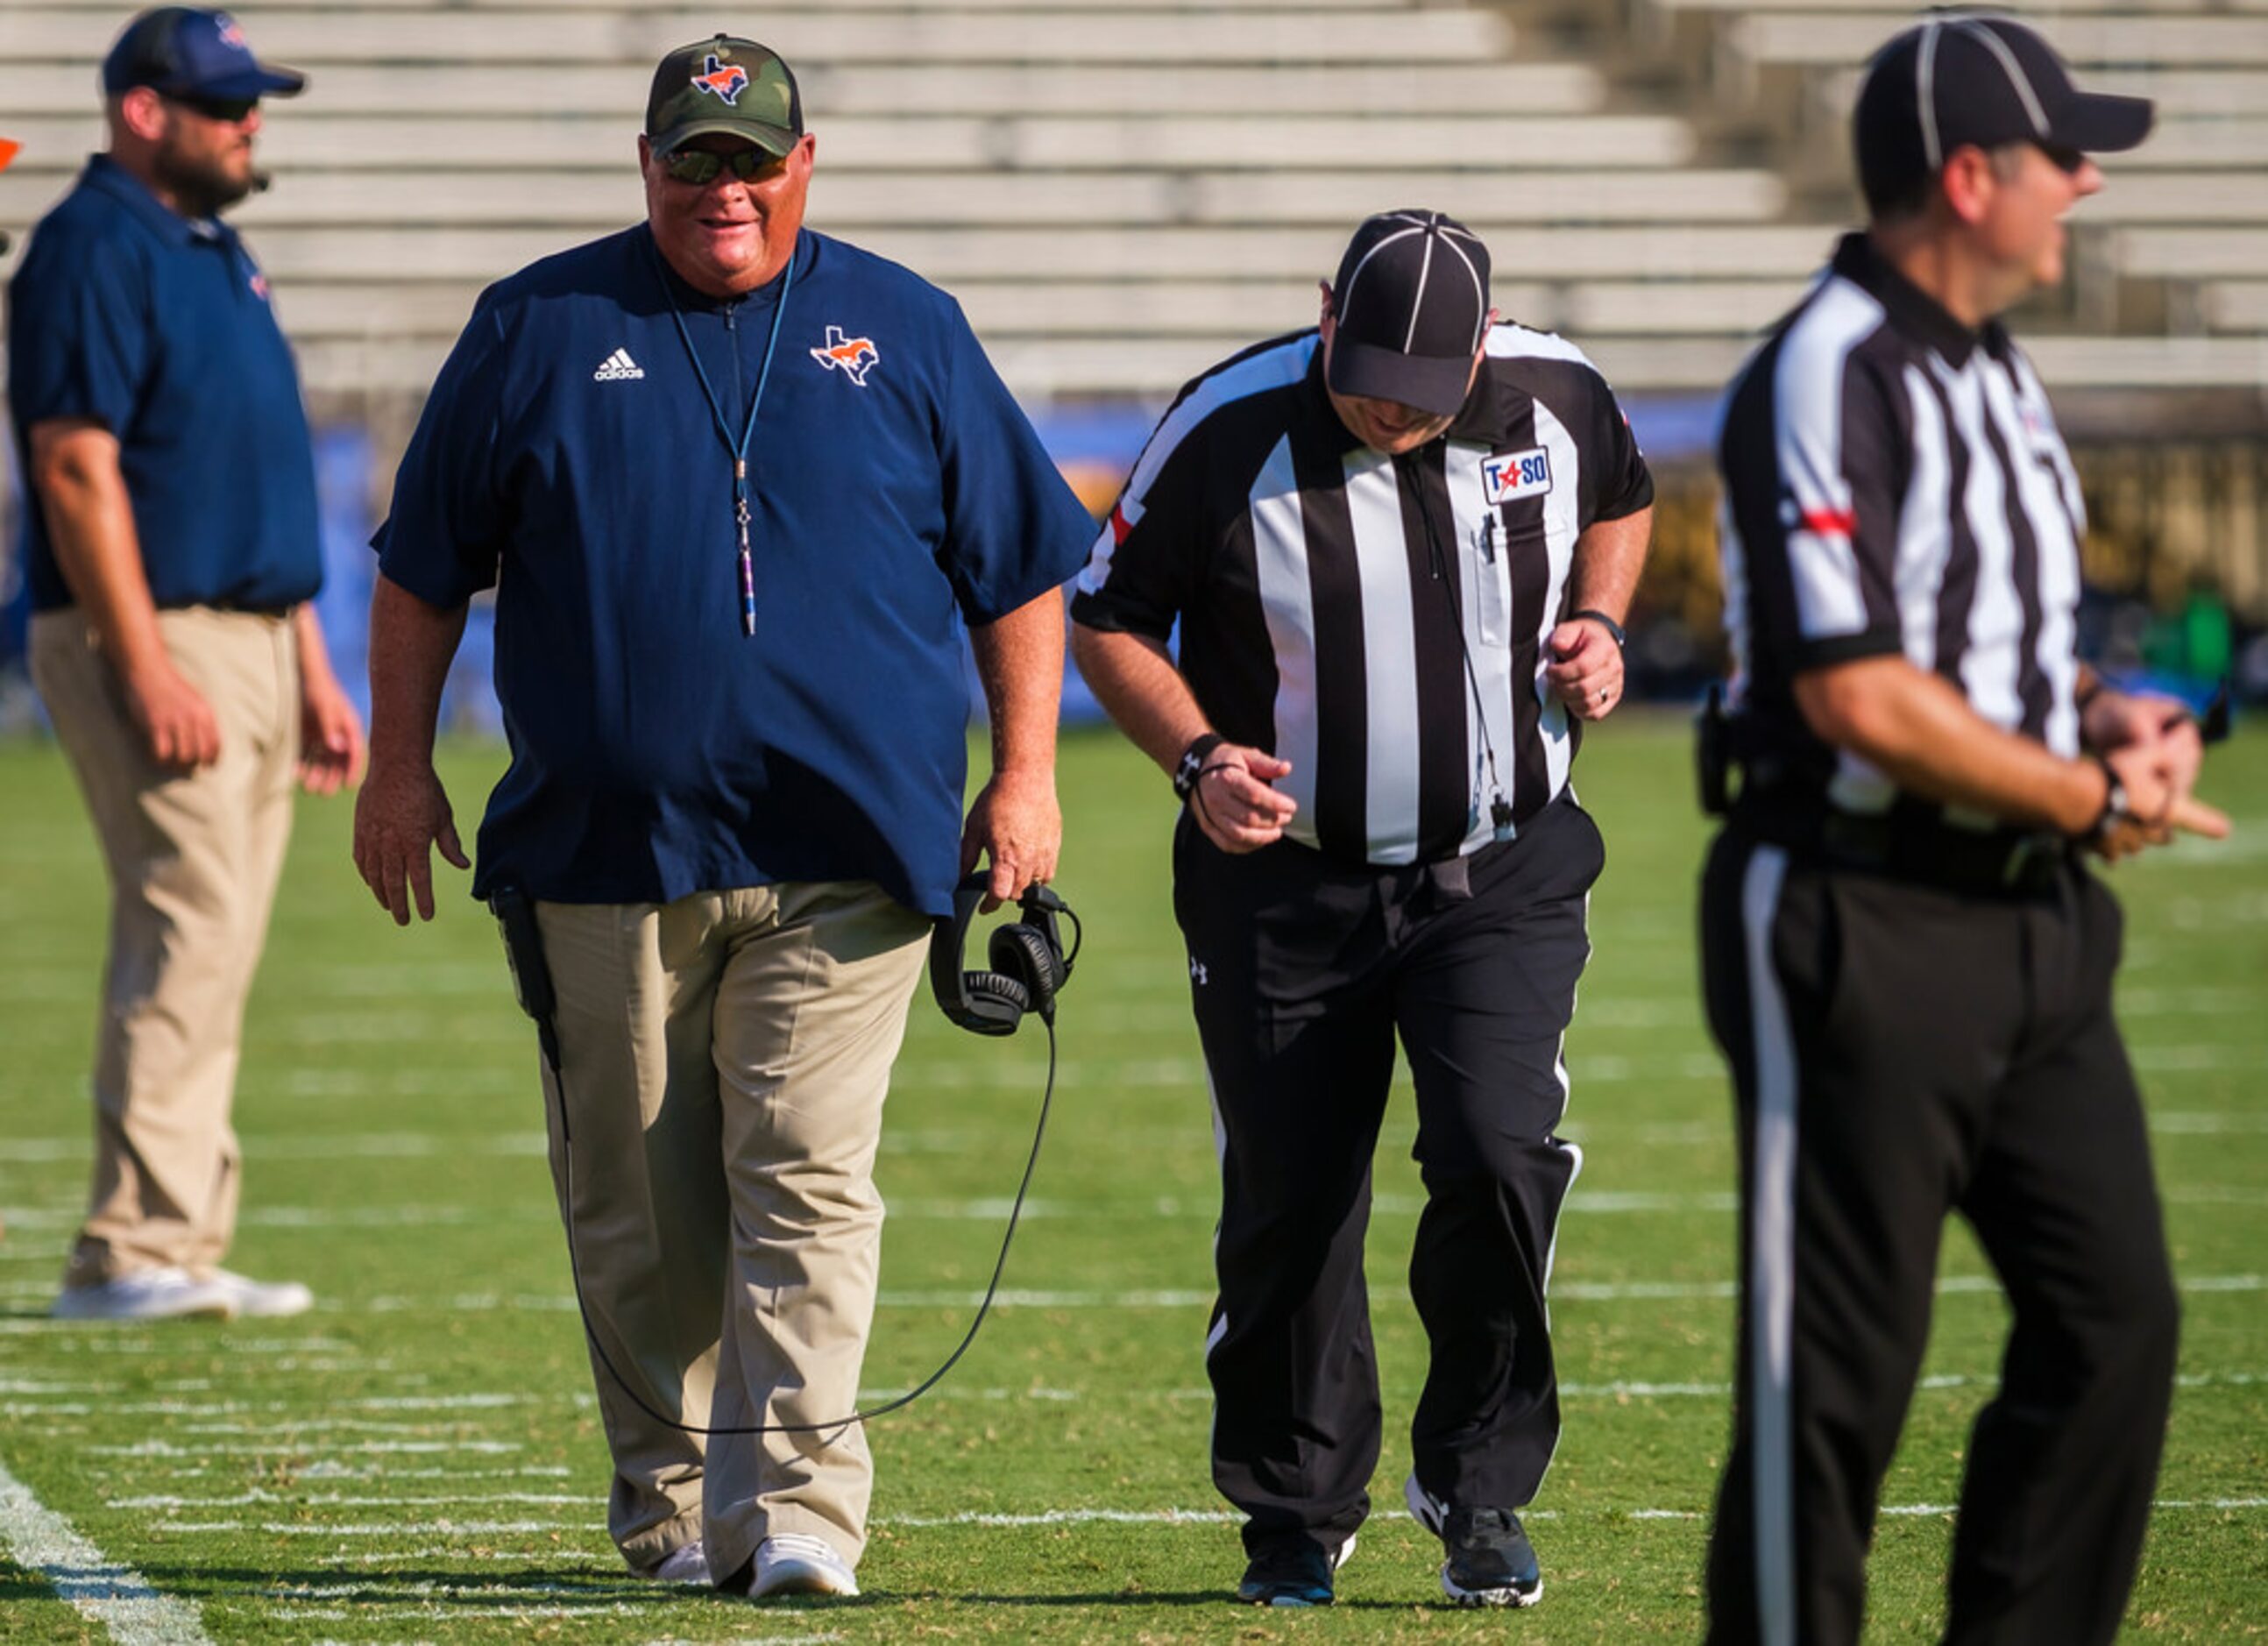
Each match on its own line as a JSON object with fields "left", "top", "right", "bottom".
{"left": 1732, "top": 324, "right": 1908, "bottom": 671}
{"left": 370, "top": 289, "right": 510, "bottom": 607}
{"left": 932, "top": 300, "right": 1096, "bottom": 626}
{"left": 1066, "top": 395, "right": 1211, "bottom": 642}
{"left": 5, "top": 225, "right": 152, "bottom": 436}
{"left": 1585, "top": 371, "right": 1655, "bottom": 525}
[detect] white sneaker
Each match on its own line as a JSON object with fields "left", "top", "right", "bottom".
{"left": 748, "top": 1532, "right": 859, "bottom": 1599}
{"left": 647, "top": 1543, "right": 709, "bottom": 1584}
{"left": 51, "top": 1267, "right": 237, "bottom": 1322}
{"left": 203, "top": 1269, "right": 315, "bottom": 1318}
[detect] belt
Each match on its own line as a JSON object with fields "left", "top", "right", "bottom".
{"left": 1734, "top": 798, "right": 2073, "bottom": 897}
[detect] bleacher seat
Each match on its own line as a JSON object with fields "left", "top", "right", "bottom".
{"left": 1, "top": 0, "right": 2262, "bottom": 408}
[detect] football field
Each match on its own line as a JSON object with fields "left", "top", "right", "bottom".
{"left": 1, "top": 714, "right": 2261, "bottom": 1642}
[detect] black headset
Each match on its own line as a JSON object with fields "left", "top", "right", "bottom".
{"left": 928, "top": 874, "right": 1079, "bottom": 1034}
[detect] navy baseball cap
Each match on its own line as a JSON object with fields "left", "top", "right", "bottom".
{"left": 102, "top": 8, "right": 306, "bottom": 101}
{"left": 1326, "top": 210, "right": 1492, "bottom": 417}
{"left": 1854, "top": 15, "right": 2151, "bottom": 208}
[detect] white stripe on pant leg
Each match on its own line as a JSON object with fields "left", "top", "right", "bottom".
{"left": 1740, "top": 845, "right": 1797, "bottom": 1646}
{"left": 0, "top": 1454, "right": 215, "bottom": 1644}
{"left": 1528, "top": 893, "right": 1593, "bottom": 1496}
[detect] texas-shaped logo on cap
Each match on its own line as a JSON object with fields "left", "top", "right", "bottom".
{"left": 691, "top": 53, "right": 749, "bottom": 104}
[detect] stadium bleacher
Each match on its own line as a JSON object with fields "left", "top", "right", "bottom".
{"left": 5, "top": 0, "right": 2262, "bottom": 421}
{"left": 0, "top": 0, "right": 2260, "bottom": 568}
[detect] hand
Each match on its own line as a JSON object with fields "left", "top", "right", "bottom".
{"left": 1188, "top": 744, "right": 1299, "bottom": 855}
{"left": 1544, "top": 617, "right": 1624, "bottom": 721}
{"left": 960, "top": 765, "right": 1061, "bottom": 912}
{"left": 123, "top": 657, "right": 221, "bottom": 772}
{"left": 296, "top": 672, "right": 366, "bottom": 798}
{"left": 2084, "top": 687, "right": 2204, "bottom": 812}
{"left": 352, "top": 757, "right": 471, "bottom": 924}
{"left": 2087, "top": 742, "right": 2229, "bottom": 862}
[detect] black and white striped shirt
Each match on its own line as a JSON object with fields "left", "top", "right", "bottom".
{"left": 1719, "top": 232, "right": 2088, "bottom": 814}
{"left": 1071, "top": 327, "right": 1653, "bottom": 867}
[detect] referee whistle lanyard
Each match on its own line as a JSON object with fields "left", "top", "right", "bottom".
{"left": 652, "top": 235, "right": 797, "bottom": 638}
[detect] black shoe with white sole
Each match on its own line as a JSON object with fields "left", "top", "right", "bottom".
{"left": 1406, "top": 1472, "right": 1542, "bottom": 1607}
{"left": 1440, "top": 1507, "right": 1542, "bottom": 1607}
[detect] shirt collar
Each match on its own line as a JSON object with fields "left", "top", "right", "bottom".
{"left": 1832, "top": 231, "right": 2002, "bottom": 369}
{"left": 80, "top": 153, "right": 226, "bottom": 250}
{"left": 641, "top": 223, "right": 813, "bottom": 313}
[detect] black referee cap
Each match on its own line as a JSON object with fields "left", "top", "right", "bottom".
{"left": 1853, "top": 15, "right": 2152, "bottom": 210}
{"left": 1326, "top": 210, "right": 1492, "bottom": 417}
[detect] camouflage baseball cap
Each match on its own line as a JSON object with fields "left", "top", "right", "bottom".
{"left": 645, "top": 35, "right": 802, "bottom": 159}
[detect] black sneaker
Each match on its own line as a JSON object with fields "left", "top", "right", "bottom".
{"left": 1439, "top": 1508, "right": 1541, "bottom": 1607}
{"left": 1406, "top": 1473, "right": 1542, "bottom": 1607}
{"left": 1234, "top": 1532, "right": 1356, "bottom": 1607}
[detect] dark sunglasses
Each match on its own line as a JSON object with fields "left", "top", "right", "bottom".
{"left": 166, "top": 92, "right": 259, "bottom": 123}
{"left": 660, "top": 145, "right": 789, "bottom": 186}
{"left": 2038, "top": 141, "right": 2087, "bottom": 175}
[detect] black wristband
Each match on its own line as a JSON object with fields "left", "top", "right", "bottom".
{"left": 1570, "top": 608, "right": 1627, "bottom": 649}
{"left": 1173, "top": 733, "right": 1225, "bottom": 801}
{"left": 2084, "top": 751, "right": 2128, "bottom": 841}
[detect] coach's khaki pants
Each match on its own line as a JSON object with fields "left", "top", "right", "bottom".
{"left": 528, "top": 882, "right": 929, "bottom": 1579}
{"left": 29, "top": 607, "right": 299, "bottom": 1287}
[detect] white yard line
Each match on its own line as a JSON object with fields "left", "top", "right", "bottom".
{"left": 869, "top": 1498, "right": 2268, "bottom": 1529}
{"left": 85, "top": 1441, "right": 521, "bottom": 1458}
{"left": 0, "top": 1452, "right": 214, "bottom": 1644}
{"left": 326, "top": 1273, "right": 2268, "bottom": 1315}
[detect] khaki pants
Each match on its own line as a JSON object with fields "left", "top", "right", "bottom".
{"left": 28, "top": 607, "right": 300, "bottom": 1287}
{"left": 525, "top": 882, "right": 930, "bottom": 1579}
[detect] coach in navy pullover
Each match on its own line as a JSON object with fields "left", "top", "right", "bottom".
{"left": 353, "top": 35, "right": 1091, "bottom": 1600}
{"left": 366, "top": 222, "right": 1081, "bottom": 918}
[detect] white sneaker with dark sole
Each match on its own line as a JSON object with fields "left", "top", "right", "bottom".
{"left": 52, "top": 1267, "right": 237, "bottom": 1322}
{"left": 748, "top": 1532, "right": 858, "bottom": 1599}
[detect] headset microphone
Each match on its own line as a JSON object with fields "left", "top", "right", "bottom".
{"left": 493, "top": 872, "right": 1078, "bottom": 1443}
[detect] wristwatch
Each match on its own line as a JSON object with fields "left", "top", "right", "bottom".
{"left": 1173, "top": 733, "right": 1225, "bottom": 801}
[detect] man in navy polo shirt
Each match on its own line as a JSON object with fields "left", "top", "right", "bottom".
{"left": 352, "top": 34, "right": 1093, "bottom": 1602}
{"left": 11, "top": 6, "right": 365, "bottom": 1324}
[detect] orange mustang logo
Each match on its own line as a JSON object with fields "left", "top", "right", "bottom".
{"left": 811, "top": 325, "right": 880, "bottom": 387}
{"left": 691, "top": 53, "right": 749, "bottom": 104}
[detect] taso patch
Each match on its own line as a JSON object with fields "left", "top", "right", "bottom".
{"left": 1480, "top": 446, "right": 1552, "bottom": 506}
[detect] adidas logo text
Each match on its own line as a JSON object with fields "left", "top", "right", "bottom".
{"left": 593, "top": 347, "right": 645, "bottom": 382}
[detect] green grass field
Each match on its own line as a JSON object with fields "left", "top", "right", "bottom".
{"left": 1, "top": 714, "right": 2261, "bottom": 1643}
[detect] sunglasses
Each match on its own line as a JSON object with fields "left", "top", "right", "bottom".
{"left": 166, "top": 92, "right": 259, "bottom": 123}
{"left": 660, "top": 145, "right": 790, "bottom": 186}
{"left": 2038, "top": 141, "right": 2087, "bottom": 175}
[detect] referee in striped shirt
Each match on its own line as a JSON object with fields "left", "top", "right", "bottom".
{"left": 1071, "top": 210, "right": 1653, "bottom": 1609}
{"left": 1701, "top": 19, "right": 2229, "bottom": 1644}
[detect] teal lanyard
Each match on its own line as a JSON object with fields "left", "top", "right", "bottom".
{"left": 650, "top": 234, "right": 797, "bottom": 637}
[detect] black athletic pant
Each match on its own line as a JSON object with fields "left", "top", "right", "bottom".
{"left": 1698, "top": 824, "right": 2178, "bottom": 1646}
{"left": 1173, "top": 796, "right": 1604, "bottom": 1556}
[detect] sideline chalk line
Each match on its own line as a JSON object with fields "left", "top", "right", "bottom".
{"left": 0, "top": 1452, "right": 213, "bottom": 1644}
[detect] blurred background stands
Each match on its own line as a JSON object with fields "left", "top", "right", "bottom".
{"left": 0, "top": 0, "right": 2260, "bottom": 720}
